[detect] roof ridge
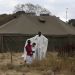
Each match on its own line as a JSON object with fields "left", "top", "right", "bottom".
{"left": 58, "top": 19, "right": 75, "bottom": 35}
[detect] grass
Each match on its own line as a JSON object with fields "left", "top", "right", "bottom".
{"left": 0, "top": 52, "right": 75, "bottom": 75}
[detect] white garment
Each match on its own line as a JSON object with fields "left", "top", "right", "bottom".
{"left": 25, "top": 37, "right": 36, "bottom": 47}
{"left": 21, "top": 46, "right": 27, "bottom": 61}
{"left": 26, "top": 55, "right": 32, "bottom": 64}
{"left": 22, "top": 34, "right": 48, "bottom": 61}
{"left": 32, "top": 46, "right": 37, "bottom": 60}
{"left": 22, "top": 37, "right": 36, "bottom": 61}
{"left": 33, "top": 35, "right": 48, "bottom": 60}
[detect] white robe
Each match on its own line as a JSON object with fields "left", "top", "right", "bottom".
{"left": 21, "top": 37, "right": 36, "bottom": 61}
{"left": 26, "top": 55, "right": 32, "bottom": 64}
{"left": 32, "top": 45, "right": 37, "bottom": 60}
{"left": 21, "top": 46, "right": 27, "bottom": 61}
{"left": 22, "top": 34, "right": 48, "bottom": 61}
{"left": 33, "top": 35, "right": 48, "bottom": 60}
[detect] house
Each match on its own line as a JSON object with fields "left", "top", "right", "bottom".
{"left": 0, "top": 13, "right": 75, "bottom": 52}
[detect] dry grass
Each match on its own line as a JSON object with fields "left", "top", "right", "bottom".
{"left": 0, "top": 52, "right": 75, "bottom": 75}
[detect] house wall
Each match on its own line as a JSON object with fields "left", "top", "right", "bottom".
{"left": 0, "top": 35, "right": 75, "bottom": 54}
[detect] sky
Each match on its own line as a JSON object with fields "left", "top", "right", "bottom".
{"left": 0, "top": 0, "right": 75, "bottom": 21}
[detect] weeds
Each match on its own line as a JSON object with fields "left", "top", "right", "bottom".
{"left": 0, "top": 52, "right": 75, "bottom": 75}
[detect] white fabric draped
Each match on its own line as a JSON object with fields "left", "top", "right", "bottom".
{"left": 22, "top": 34, "right": 48, "bottom": 61}
{"left": 33, "top": 35, "right": 48, "bottom": 60}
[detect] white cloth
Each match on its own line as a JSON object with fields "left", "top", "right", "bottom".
{"left": 25, "top": 37, "right": 36, "bottom": 47}
{"left": 32, "top": 46, "right": 37, "bottom": 60}
{"left": 26, "top": 55, "right": 32, "bottom": 64}
{"left": 21, "top": 37, "right": 36, "bottom": 61}
{"left": 33, "top": 35, "right": 48, "bottom": 60}
{"left": 22, "top": 34, "right": 48, "bottom": 61}
{"left": 21, "top": 46, "right": 27, "bottom": 61}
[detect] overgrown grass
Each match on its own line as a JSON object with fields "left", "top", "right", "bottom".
{"left": 0, "top": 52, "right": 75, "bottom": 75}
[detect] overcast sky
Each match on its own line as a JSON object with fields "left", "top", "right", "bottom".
{"left": 0, "top": 0, "right": 75, "bottom": 21}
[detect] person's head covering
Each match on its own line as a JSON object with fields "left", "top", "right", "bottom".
{"left": 38, "top": 31, "right": 42, "bottom": 36}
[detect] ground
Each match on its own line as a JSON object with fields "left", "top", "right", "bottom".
{"left": 0, "top": 52, "right": 75, "bottom": 75}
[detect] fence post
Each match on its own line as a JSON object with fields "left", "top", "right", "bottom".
{"left": 68, "top": 35, "right": 72, "bottom": 56}
{"left": 1, "top": 35, "right": 4, "bottom": 52}
{"left": 10, "top": 49, "right": 13, "bottom": 64}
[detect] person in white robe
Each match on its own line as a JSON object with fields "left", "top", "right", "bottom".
{"left": 33, "top": 32, "right": 48, "bottom": 60}
{"left": 22, "top": 32, "right": 48, "bottom": 61}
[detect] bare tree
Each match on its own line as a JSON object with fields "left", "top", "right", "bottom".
{"left": 14, "top": 4, "right": 25, "bottom": 13}
{"left": 24, "top": 3, "right": 36, "bottom": 13}
{"left": 14, "top": 3, "right": 51, "bottom": 15}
